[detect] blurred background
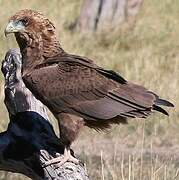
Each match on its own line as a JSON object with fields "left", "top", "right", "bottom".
{"left": 0, "top": 0, "right": 178, "bottom": 179}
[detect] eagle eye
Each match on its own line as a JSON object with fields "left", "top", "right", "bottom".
{"left": 19, "top": 18, "right": 29, "bottom": 26}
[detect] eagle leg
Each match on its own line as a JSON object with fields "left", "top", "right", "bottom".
{"left": 43, "top": 113, "right": 83, "bottom": 167}
{"left": 43, "top": 147, "right": 79, "bottom": 167}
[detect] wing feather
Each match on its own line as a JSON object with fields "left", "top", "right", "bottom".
{"left": 23, "top": 55, "right": 173, "bottom": 126}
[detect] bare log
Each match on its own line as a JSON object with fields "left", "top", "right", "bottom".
{"left": 0, "top": 49, "right": 89, "bottom": 180}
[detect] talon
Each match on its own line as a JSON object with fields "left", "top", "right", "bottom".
{"left": 55, "top": 152, "right": 61, "bottom": 157}
{"left": 43, "top": 147, "right": 79, "bottom": 167}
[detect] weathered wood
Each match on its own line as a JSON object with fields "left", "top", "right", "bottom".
{"left": 0, "top": 49, "right": 89, "bottom": 180}
{"left": 75, "top": 0, "right": 143, "bottom": 32}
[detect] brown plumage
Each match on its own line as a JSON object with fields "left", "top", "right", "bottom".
{"left": 5, "top": 9, "right": 173, "bottom": 165}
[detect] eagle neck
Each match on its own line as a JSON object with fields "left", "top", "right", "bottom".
{"left": 15, "top": 32, "right": 64, "bottom": 75}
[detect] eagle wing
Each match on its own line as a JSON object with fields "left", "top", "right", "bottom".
{"left": 23, "top": 55, "right": 173, "bottom": 122}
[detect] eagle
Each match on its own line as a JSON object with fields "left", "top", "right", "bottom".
{"left": 5, "top": 9, "right": 174, "bottom": 166}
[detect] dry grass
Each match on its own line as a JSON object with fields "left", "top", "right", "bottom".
{"left": 0, "top": 0, "right": 178, "bottom": 179}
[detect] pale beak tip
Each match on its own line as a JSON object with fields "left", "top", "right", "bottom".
{"left": 4, "top": 21, "right": 15, "bottom": 37}
{"left": 4, "top": 27, "right": 11, "bottom": 37}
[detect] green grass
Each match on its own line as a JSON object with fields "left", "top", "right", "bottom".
{"left": 0, "top": 0, "right": 178, "bottom": 179}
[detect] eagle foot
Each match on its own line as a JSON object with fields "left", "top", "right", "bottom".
{"left": 43, "top": 147, "right": 79, "bottom": 167}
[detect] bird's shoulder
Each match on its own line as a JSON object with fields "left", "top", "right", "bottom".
{"left": 42, "top": 53, "right": 127, "bottom": 84}
{"left": 23, "top": 54, "right": 115, "bottom": 99}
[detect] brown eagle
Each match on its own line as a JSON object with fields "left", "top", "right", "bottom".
{"left": 5, "top": 9, "right": 173, "bottom": 166}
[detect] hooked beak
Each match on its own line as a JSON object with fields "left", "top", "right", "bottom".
{"left": 5, "top": 20, "right": 25, "bottom": 37}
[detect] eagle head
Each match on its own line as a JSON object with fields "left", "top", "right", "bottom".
{"left": 5, "top": 9, "right": 56, "bottom": 49}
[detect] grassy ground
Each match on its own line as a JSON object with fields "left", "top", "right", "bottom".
{"left": 0, "top": 0, "right": 178, "bottom": 179}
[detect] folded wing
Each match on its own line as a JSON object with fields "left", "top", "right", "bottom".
{"left": 23, "top": 55, "right": 173, "bottom": 126}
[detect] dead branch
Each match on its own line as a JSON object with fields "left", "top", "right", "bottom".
{"left": 0, "top": 49, "right": 89, "bottom": 180}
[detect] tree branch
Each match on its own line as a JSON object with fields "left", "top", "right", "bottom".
{"left": 0, "top": 49, "right": 89, "bottom": 180}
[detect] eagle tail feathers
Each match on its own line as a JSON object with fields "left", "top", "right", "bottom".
{"left": 154, "top": 98, "right": 174, "bottom": 107}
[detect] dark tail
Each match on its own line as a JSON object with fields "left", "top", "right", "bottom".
{"left": 153, "top": 97, "right": 174, "bottom": 116}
